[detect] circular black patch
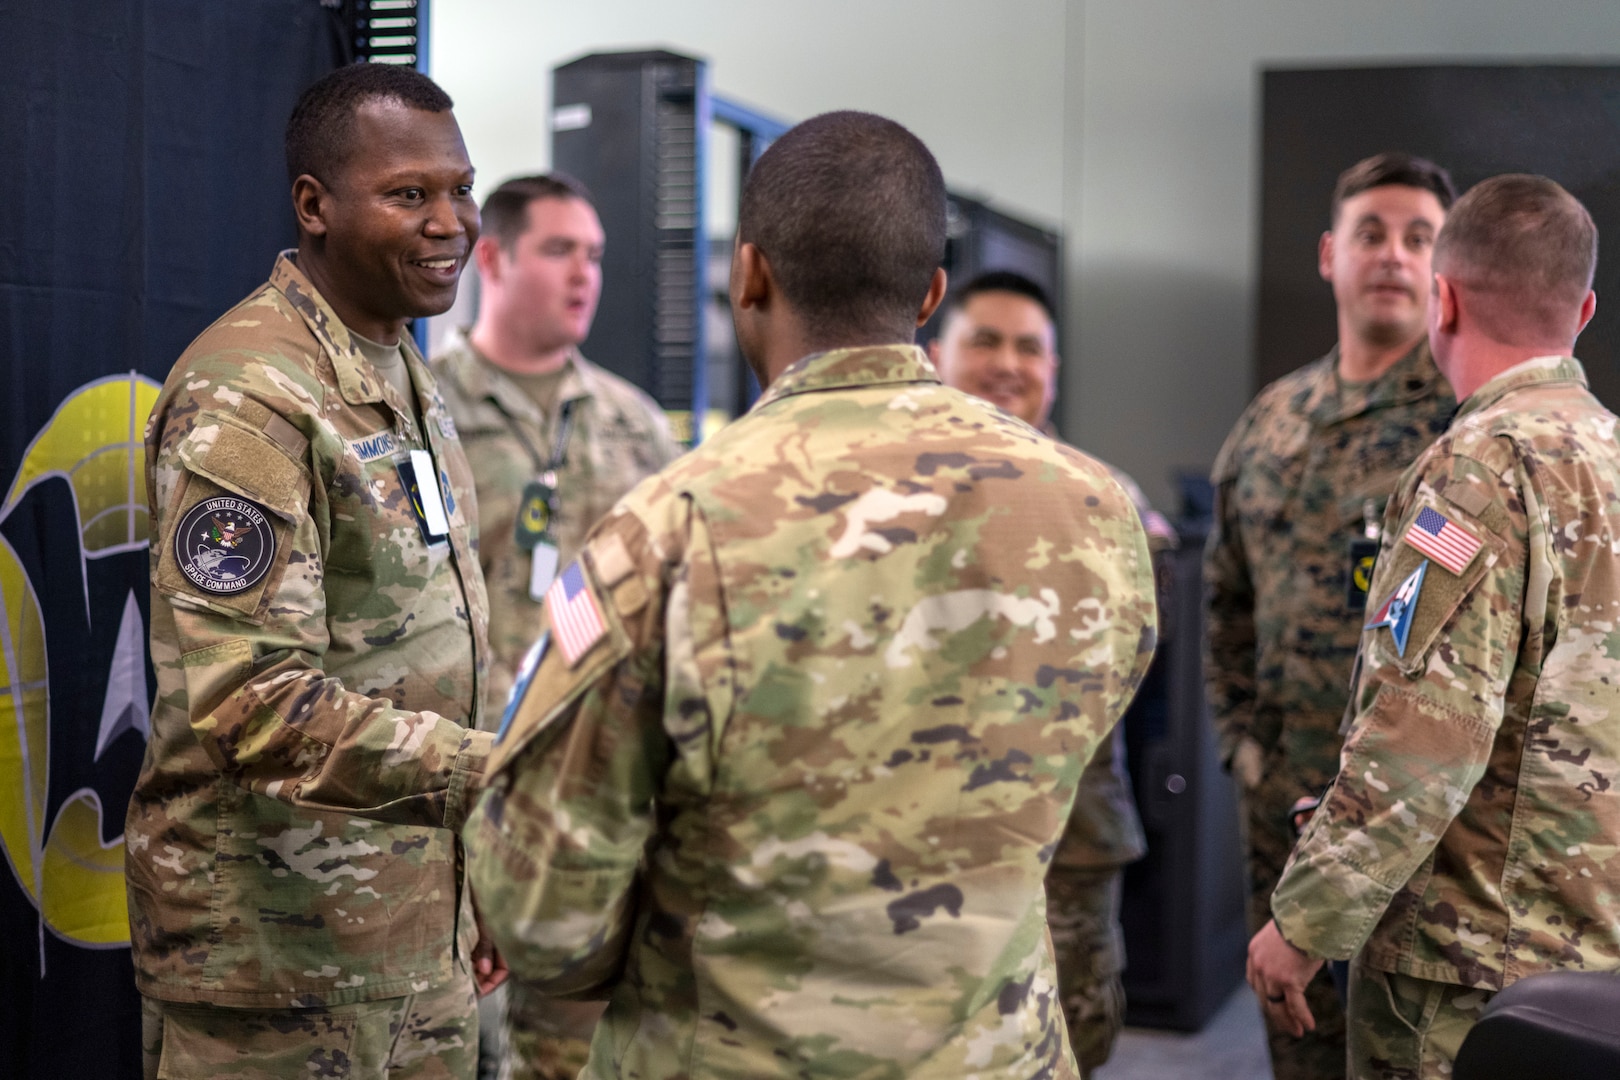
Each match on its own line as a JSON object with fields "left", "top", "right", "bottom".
{"left": 174, "top": 495, "right": 276, "bottom": 595}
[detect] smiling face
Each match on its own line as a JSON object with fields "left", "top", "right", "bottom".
{"left": 930, "top": 290, "right": 1057, "bottom": 428}
{"left": 481, "top": 195, "right": 605, "bottom": 357}
{"left": 1320, "top": 184, "right": 1447, "bottom": 350}
{"left": 296, "top": 98, "right": 478, "bottom": 344}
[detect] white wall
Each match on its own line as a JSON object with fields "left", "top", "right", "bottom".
{"left": 434, "top": 0, "right": 1620, "bottom": 509}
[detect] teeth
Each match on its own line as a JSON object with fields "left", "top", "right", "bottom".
{"left": 418, "top": 259, "right": 455, "bottom": 269}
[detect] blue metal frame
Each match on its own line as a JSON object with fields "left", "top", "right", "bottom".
{"left": 411, "top": 0, "right": 432, "bottom": 358}
{"left": 710, "top": 95, "right": 791, "bottom": 147}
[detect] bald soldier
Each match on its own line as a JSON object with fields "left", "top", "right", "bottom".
{"left": 1249, "top": 175, "right": 1620, "bottom": 1079}
{"left": 463, "top": 111, "right": 1158, "bottom": 1079}
{"left": 930, "top": 268, "right": 1173, "bottom": 1071}
{"left": 128, "top": 65, "right": 500, "bottom": 1079}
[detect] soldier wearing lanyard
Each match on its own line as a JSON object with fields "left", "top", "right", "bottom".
{"left": 431, "top": 173, "right": 679, "bottom": 1080}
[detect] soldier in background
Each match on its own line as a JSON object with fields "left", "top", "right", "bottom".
{"left": 432, "top": 173, "right": 680, "bottom": 1080}
{"left": 128, "top": 65, "right": 500, "bottom": 1079}
{"left": 930, "top": 269, "right": 1173, "bottom": 1071}
{"left": 463, "top": 110, "right": 1158, "bottom": 1079}
{"left": 1250, "top": 174, "right": 1619, "bottom": 1079}
{"left": 1205, "top": 152, "right": 1457, "bottom": 1079}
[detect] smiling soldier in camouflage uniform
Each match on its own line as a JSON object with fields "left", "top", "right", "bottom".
{"left": 127, "top": 66, "right": 499, "bottom": 1080}
{"left": 1206, "top": 153, "right": 1458, "bottom": 1079}
{"left": 1249, "top": 175, "right": 1620, "bottom": 1080}
{"left": 930, "top": 269, "right": 1175, "bottom": 1072}
{"left": 463, "top": 111, "right": 1158, "bottom": 1080}
{"left": 432, "top": 174, "right": 680, "bottom": 1080}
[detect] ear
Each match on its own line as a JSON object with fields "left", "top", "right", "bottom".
{"left": 474, "top": 235, "right": 505, "bottom": 283}
{"left": 1317, "top": 230, "right": 1334, "bottom": 282}
{"left": 915, "top": 267, "right": 948, "bottom": 327}
{"left": 1577, "top": 289, "right": 1597, "bottom": 337}
{"left": 1433, "top": 272, "right": 1460, "bottom": 334}
{"left": 292, "top": 174, "right": 330, "bottom": 239}
{"left": 732, "top": 241, "right": 773, "bottom": 312}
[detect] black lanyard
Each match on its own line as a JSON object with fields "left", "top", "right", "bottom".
{"left": 501, "top": 397, "right": 577, "bottom": 485}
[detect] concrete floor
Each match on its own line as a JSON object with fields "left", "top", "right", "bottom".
{"left": 1093, "top": 985, "right": 1273, "bottom": 1080}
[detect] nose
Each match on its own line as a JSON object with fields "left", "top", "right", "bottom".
{"left": 423, "top": 192, "right": 465, "bottom": 239}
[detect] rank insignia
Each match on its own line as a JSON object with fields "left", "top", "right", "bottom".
{"left": 175, "top": 495, "right": 275, "bottom": 595}
{"left": 1364, "top": 559, "right": 1428, "bottom": 657}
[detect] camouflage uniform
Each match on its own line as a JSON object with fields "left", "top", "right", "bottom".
{"left": 1205, "top": 340, "right": 1455, "bottom": 1079}
{"left": 465, "top": 344, "right": 1158, "bottom": 1079}
{"left": 127, "top": 253, "right": 493, "bottom": 1078}
{"left": 431, "top": 334, "right": 679, "bottom": 1080}
{"left": 1273, "top": 355, "right": 1620, "bottom": 1079}
{"left": 1045, "top": 452, "right": 1169, "bottom": 1072}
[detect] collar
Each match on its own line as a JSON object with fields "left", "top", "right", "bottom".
{"left": 439, "top": 328, "right": 592, "bottom": 425}
{"left": 753, "top": 344, "right": 940, "bottom": 409}
{"left": 1455, "top": 355, "right": 1587, "bottom": 420}
{"left": 1300, "top": 338, "right": 1448, "bottom": 426}
{"left": 269, "top": 251, "right": 429, "bottom": 409}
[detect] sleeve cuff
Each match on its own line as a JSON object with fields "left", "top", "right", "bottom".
{"left": 445, "top": 728, "right": 494, "bottom": 832}
{"left": 1270, "top": 847, "right": 1395, "bottom": 961}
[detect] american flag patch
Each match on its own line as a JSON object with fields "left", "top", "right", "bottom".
{"left": 545, "top": 561, "right": 606, "bottom": 665}
{"left": 1403, "top": 506, "right": 1482, "bottom": 575}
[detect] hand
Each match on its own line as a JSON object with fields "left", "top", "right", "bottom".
{"left": 471, "top": 900, "right": 510, "bottom": 997}
{"left": 1246, "top": 919, "right": 1323, "bottom": 1037}
{"left": 1232, "top": 736, "right": 1265, "bottom": 791}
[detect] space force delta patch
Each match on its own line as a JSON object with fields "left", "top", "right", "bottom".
{"left": 1365, "top": 560, "right": 1428, "bottom": 657}
{"left": 175, "top": 495, "right": 276, "bottom": 594}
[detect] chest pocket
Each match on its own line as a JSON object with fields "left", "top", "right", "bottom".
{"left": 326, "top": 429, "right": 441, "bottom": 574}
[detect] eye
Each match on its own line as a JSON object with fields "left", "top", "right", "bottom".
{"left": 453, "top": 184, "right": 475, "bottom": 198}
{"left": 396, "top": 187, "right": 425, "bottom": 202}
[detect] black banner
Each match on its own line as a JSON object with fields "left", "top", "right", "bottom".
{"left": 0, "top": 3, "right": 343, "bottom": 1075}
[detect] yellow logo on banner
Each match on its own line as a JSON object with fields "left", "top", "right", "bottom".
{"left": 0, "top": 373, "right": 160, "bottom": 954}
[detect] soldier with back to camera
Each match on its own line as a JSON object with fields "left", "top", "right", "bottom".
{"left": 463, "top": 110, "right": 1159, "bottom": 1079}
{"left": 1250, "top": 173, "right": 1620, "bottom": 1080}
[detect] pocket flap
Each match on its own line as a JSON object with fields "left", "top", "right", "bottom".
{"left": 177, "top": 412, "right": 310, "bottom": 521}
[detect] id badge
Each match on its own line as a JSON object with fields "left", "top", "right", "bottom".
{"left": 529, "top": 540, "right": 560, "bottom": 602}
{"left": 398, "top": 453, "right": 451, "bottom": 545}
{"left": 1345, "top": 538, "right": 1379, "bottom": 612}
{"left": 514, "top": 479, "right": 555, "bottom": 552}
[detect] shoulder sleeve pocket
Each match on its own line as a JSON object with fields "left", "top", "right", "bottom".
{"left": 1362, "top": 501, "right": 1507, "bottom": 676}
{"left": 154, "top": 414, "right": 311, "bottom": 622}
{"left": 486, "top": 562, "right": 635, "bottom": 777}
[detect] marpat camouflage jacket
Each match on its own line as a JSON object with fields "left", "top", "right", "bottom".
{"left": 465, "top": 344, "right": 1158, "bottom": 1079}
{"left": 1206, "top": 341, "right": 1455, "bottom": 795}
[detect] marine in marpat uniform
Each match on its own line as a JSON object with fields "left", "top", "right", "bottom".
{"left": 464, "top": 111, "right": 1158, "bottom": 1079}
{"left": 1205, "top": 152, "right": 1457, "bottom": 1080}
{"left": 1249, "top": 175, "right": 1620, "bottom": 1080}
{"left": 929, "top": 268, "right": 1174, "bottom": 1072}
{"left": 431, "top": 174, "right": 679, "bottom": 1080}
{"left": 127, "top": 65, "right": 501, "bottom": 1080}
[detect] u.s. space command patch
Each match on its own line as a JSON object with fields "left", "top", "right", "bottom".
{"left": 1365, "top": 559, "right": 1428, "bottom": 656}
{"left": 175, "top": 495, "right": 276, "bottom": 594}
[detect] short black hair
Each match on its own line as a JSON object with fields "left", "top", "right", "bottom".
{"left": 480, "top": 174, "right": 595, "bottom": 250}
{"left": 1331, "top": 152, "right": 1457, "bottom": 223}
{"left": 1436, "top": 173, "right": 1597, "bottom": 346}
{"left": 942, "top": 270, "right": 1056, "bottom": 326}
{"left": 285, "top": 63, "right": 454, "bottom": 185}
{"left": 737, "top": 110, "right": 946, "bottom": 344}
